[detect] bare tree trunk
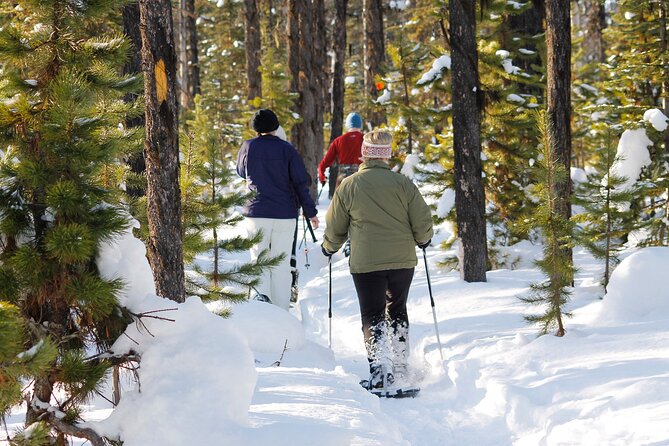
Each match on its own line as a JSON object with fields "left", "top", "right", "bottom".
{"left": 177, "top": 0, "right": 199, "bottom": 109}
{"left": 122, "top": 2, "right": 146, "bottom": 198}
{"left": 450, "top": 0, "right": 487, "bottom": 282}
{"left": 505, "top": 0, "right": 544, "bottom": 95}
{"left": 288, "top": 0, "right": 325, "bottom": 198}
{"left": 245, "top": 0, "right": 262, "bottom": 100}
{"left": 185, "top": 0, "right": 200, "bottom": 106}
{"left": 583, "top": 0, "right": 605, "bottom": 64}
{"left": 545, "top": 0, "right": 573, "bottom": 268}
{"left": 364, "top": 0, "right": 385, "bottom": 126}
{"left": 330, "top": 0, "right": 347, "bottom": 142}
{"left": 177, "top": 0, "right": 187, "bottom": 109}
{"left": 327, "top": 0, "right": 347, "bottom": 198}
{"left": 660, "top": 0, "right": 669, "bottom": 155}
{"left": 138, "top": 0, "right": 186, "bottom": 302}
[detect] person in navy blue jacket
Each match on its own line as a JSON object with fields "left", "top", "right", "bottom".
{"left": 237, "top": 109, "right": 319, "bottom": 309}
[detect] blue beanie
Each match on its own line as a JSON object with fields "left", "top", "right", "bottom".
{"left": 345, "top": 112, "right": 363, "bottom": 129}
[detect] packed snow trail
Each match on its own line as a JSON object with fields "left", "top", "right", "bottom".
{"left": 284, "top": 203, "right": 669, "bottom": 446}
{"left": 7, "top": 196, "right": 669, "bottom": 445}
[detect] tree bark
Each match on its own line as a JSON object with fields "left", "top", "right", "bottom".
{"left": 138, "top": 0, "right": 186, "bottom": 302}
{"left": 545, "top": 0, "right": 573, "bottom": 264}
{"left": 288, "top": 0, "right": 325, "bottom": 198}
{"left": 660, "top": 0, "right": 669, "bottom": 155}
{"left": 184, "top": 0, "right": 200, "bottom": 107}
{"left": 245, "top": 0, "right": 262, "bottom": 100}
{"left": 583, "top": 0, "right": 605, "bottom": 64}
{"left": 505, "top": 0, "right": 544, "bottom": 95}
{"left": 450, "top": 0, "right": 487, "bottom": 282}
{"left": 330, "top": 0, "right": 347, "bottom": 142}
{"left": 177, "top": 0, "right": 187, "bottom": 108}
{"left": 364, "top": 0, "right": 385, "bottom": 126}
{"left": 122, "top": 3, "right": 146, "bottom": 199}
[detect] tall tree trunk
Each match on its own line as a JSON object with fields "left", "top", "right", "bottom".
{"left": 660, "top": 0, "right": 669, "bottom": 155}
{"left": 184, "top": 0, "right": 199, "bottom": 107}
{"left": 288, "top": 0, "right": 325, "bottom": 198}
{"left": 505, "top": 0, "right": 544, "bottom": 95}
{"left": 327, "top": 0, "right": 347, "bottom": 198}
{"left": 177, "top": 0, "right": 200, "bottom": 110}
{"left": 177, "top": 0, "right": 187, "bottom": 109}
{"left": 330, "top": 0, "right": 347, "bottom": 142}
{"left": 138, "top": 0, "right": 186, "bottom": 302}
{"left": 583, "top": 0, "right": 605, "bottom": 64}
{"left": 122, "top": 2, "right": 146, "bottom": 198}
{"left": 545, "top": 0, "right": 573, "bottom": 267}
{"left": 245, "top": 0, "right": 262, "bottom": 100}
{"left": 450, "top": 0, "right": 487, "bottom": 282}
{"left": 364, "top": 0, "right": 385, "bottom": 126}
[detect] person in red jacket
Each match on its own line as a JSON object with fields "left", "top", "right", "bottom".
{"left": 318, "top": 112, "right": 364, "bottom": 190}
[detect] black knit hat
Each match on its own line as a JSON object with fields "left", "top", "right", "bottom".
{"left": 252, "top": 109, "right": 280, "bottom": 133}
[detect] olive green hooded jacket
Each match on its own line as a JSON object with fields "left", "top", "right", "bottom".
{"left": 323, "top": 159, "right": 433, "bottom": 274}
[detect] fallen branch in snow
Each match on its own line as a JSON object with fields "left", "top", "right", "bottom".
{"left": 271, "top": 339, "right": 289, "bottom": 367}
{"left": 123, "top": 307, "right": 178, "bottom": 338}
{"left": 41, "top": 413, "right": 107, "bottom": 446}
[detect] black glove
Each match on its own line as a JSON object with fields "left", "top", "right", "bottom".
{"left": 321, "top": 245, "right": 335, "bottom": 257}
{"left": 417, "top": 239, "right": 431, "bottom": 250}
{"left": 320, "top": 180, "right": 326, "bottom": 187}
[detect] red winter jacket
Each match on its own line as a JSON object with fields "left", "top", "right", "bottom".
{"left": 318, "top": 130, "right": 363, "bottom": 183}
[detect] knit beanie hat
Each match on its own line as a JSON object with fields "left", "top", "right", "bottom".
{"left": 362, "top": 130, "right": 393, "bottom": 159}
{"left": 345, "top": 112, "right": 363, "bottom": 130}
{"left": 252, "top": 109, "right": 280, "bottom": 133}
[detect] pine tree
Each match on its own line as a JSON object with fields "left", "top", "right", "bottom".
{"left": 573, "top": 128, "right": 636, "bottom": 292}
{"left": 181, "top": 97, "right": 281, "bottom": 301}
{"left": 598, "top": 3, "right": 669, "bottom": 246}
{"left": 0, "top": 0, "right": 141, "bottom": 442}
{"left": 478, "top": 1, "right": 545, "bottom": 246}
{"left": 521, "top": 112, "right": 576, "bottom": 336}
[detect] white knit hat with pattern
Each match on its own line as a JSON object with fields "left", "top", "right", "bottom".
{"left": 361, "top": 130, "right": 393, "bottom": 159}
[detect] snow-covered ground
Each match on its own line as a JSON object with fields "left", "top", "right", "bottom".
{"left": 5, "top": 190, "right": 669, "bottom": 446}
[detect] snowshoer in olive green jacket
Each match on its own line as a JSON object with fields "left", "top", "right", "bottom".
{"left": 321, "top": 129, "right": 433, "bottom": 393}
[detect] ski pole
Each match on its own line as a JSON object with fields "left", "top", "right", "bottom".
{"left": 302, "top": 218, "right": 310, "bottom": 268}
{"left": 328, "top": 256, "right": 333, "bottom": 349}
{"left": 305, "top": 216, "right": 317, "bottom": 242}
{"left": 422, "top": 247, "right": 444, "bottom": 361}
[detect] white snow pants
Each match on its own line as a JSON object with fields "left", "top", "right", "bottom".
{"left": 246, "top": 217, "right": 297, "bottom": 310}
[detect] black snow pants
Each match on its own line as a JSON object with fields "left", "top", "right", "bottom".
{"left": 351, "top": 268, "right": 414, "bottom": 371}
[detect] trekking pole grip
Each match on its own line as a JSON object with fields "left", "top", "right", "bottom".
{"left": 305, "top": 216, "right": 317, "bottom": 242}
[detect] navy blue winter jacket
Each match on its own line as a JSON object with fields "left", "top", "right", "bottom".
{"left": 236, "top": 135, "right": 317, "bottom": 219}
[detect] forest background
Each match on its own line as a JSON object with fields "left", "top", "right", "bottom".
{"left": 0, "top": 0, "right": 668, "bottom": 444}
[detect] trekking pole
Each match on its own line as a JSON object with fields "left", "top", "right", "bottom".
{"left": 328, "top": 256, "right": 333, "bottom": 349}
{"left": 422, "top": 247, "right": 444, "bottom": 361}
{"left": 305, "top": 216, "right": 317, "bottom": 242}
{"left": 302, "top": 218, "right": 310, "bottom": 268}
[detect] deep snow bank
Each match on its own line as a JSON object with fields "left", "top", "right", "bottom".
{"left": 599, "top": 247, "right": 669, "bottom": 322}
{"left": 94, "top": 222, "right": 257, "bottom": 445}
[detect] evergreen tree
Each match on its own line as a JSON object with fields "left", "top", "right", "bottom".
{"left": 521, "top": 112, "right": 576, "bottom": 336}
{"left": 573, "top": 128, "right": 636, "bottom": 292}
{"left": 181, "top": 97, "right": 281, "bottom": 301}
{"left": 479, "top": 1, "right": 545, "bottom": 246}
{"left": 0, "top": 0, "right": 141, "bottom": 442}
{"left": 597, "top": 3, "right": 669, "bottom": 246}
{"left": 382, "top": 25, "right": 430, "bottom": 156}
